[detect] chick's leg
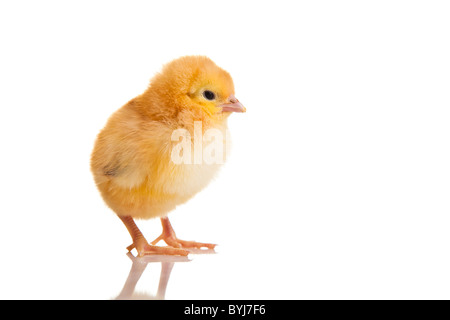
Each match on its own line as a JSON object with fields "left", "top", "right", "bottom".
{"left": 118, "top": 216, "right": 189, "bottom": 257}
{"left": 151, "top": 217, "right": 216, "bottom": 249}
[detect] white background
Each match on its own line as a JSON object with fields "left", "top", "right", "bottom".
{"left": 0, "top": 1, "right": 449, "bottom": 299}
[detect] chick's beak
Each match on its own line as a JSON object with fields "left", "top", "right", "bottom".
{"left": 219, "top": 94, "right": 246, "bottom": 113}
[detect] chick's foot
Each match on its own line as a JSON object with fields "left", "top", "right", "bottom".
{"left": 151, "top": 217, "right": 217, "bottom": 250}
{"left": 151, "top": 234, "right": 216, "bottom": 249}
{"left": 127, "top": 239, "right": 189, "bottom": 257}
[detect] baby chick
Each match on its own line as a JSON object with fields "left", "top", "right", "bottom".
{"left": 91, "top": 56, "right": 245, "bottom": 256}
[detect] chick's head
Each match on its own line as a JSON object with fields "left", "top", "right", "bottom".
{"left": 144, "top": 56, "right": 245, "bottom": 123}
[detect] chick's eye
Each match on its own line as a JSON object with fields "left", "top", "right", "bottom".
{"left": 203, "top": 90, "right": 215, "bottom": 100}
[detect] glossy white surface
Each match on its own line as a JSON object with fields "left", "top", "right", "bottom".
{"left": 1, "top": 1, "right": 449, "bottom": 299}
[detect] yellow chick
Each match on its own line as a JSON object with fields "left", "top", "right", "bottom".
{"left": 91, "top": 56, "right": 245, "bottom": 256}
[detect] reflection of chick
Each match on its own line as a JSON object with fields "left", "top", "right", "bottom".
{"left": 91, "top": 56, "right": 245, "bottom": 256}
{"left": 115, "top": 253, "right": 189, "bottom": 300}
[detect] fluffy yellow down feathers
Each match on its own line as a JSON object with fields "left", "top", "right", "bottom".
{"left": 91, "top": 56, "right": 245, "bottom": 256}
